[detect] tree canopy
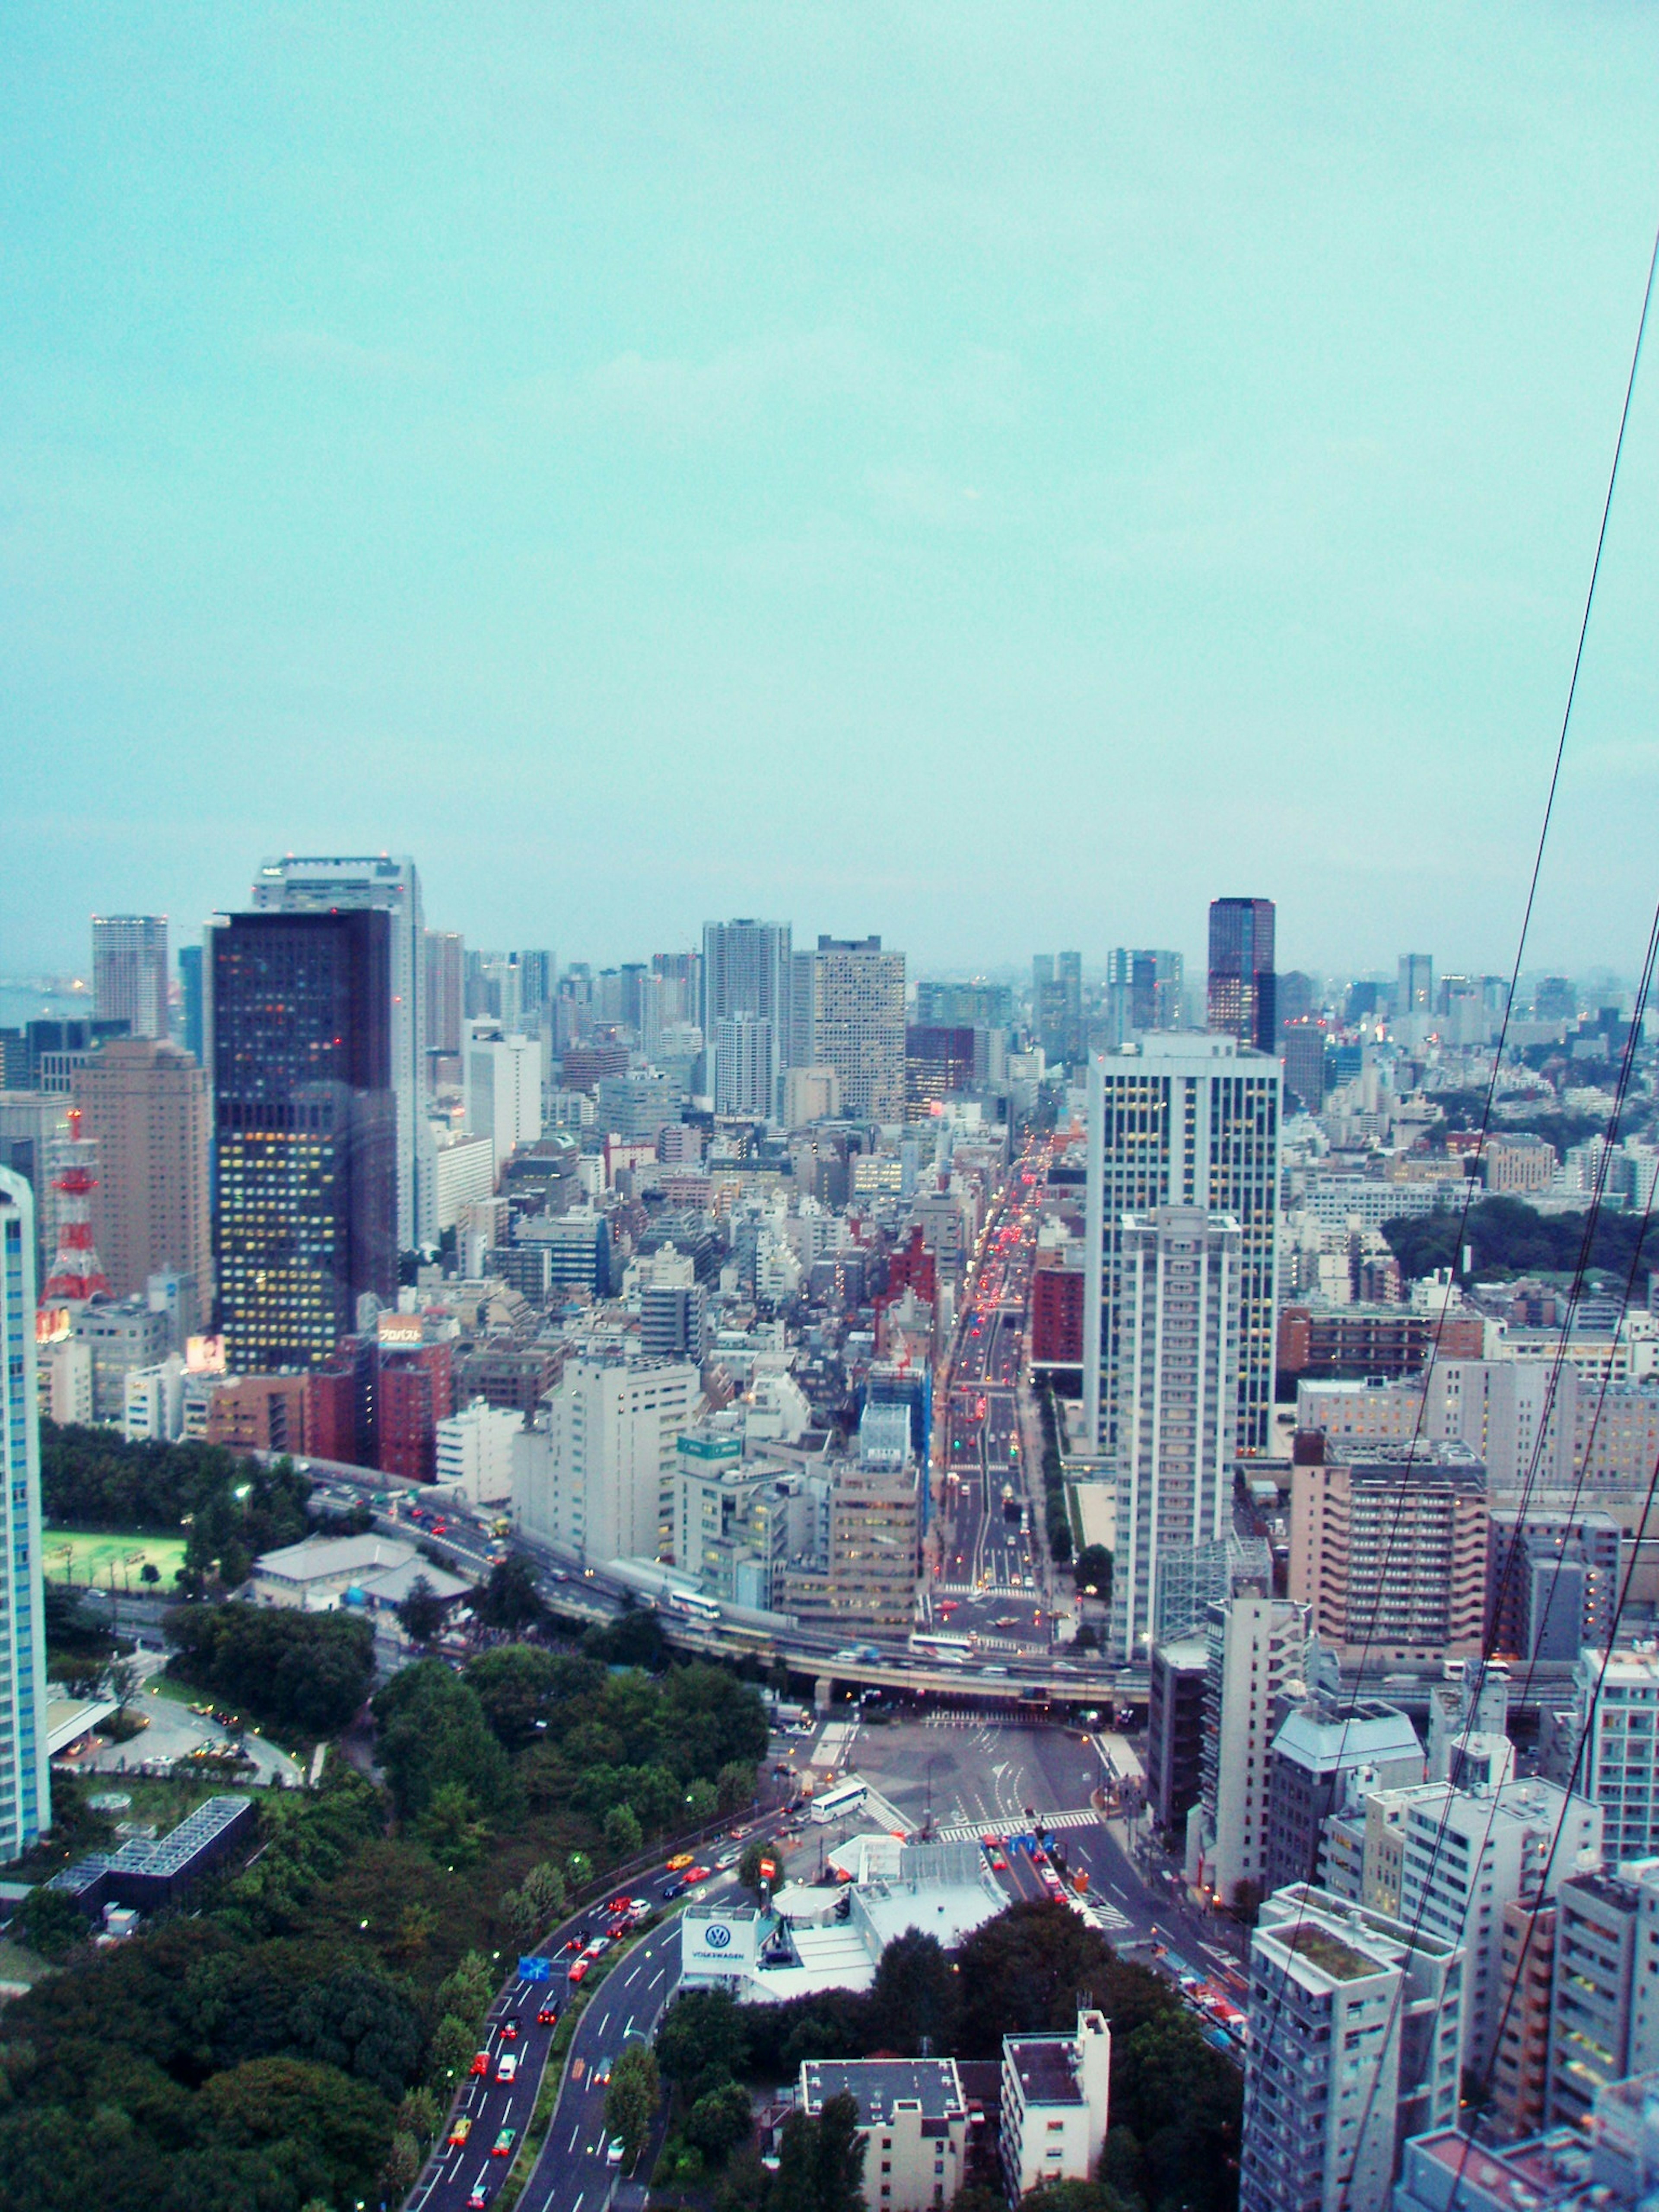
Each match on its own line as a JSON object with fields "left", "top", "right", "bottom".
{"left": 165, "top": 1603, "right": 375, "bottom": 1737}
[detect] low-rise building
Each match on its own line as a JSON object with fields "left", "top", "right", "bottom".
{"left": 999, "top": 2010, "right": 1112, "bottom": 2200}
{"left": 798, "top": 2058, "right": 969, "bottom": 2212}
{"left": 248, "top": 1531, "right": 470, "bottom": 1617}
{"left": 435, "top": 1397, "right": 520, "bottom": 1506}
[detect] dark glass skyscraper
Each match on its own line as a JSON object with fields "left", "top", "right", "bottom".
{"left": 1207, "top": 897, "right": 1277, "bottom": 1053}
{"left": 212, "top": 909, "right": 396, "bottom": 1373}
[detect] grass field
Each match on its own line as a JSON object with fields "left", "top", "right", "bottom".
{"left": 44, "top": 1529, "right": 186, "bottom": 1591}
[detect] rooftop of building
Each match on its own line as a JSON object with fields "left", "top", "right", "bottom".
{"left": 1005, "top": 2037, "right": 1085, "bottom": 2106}
{"left": 1402, "top": 2127, "right": 1595, "bottom": 2212}
{"left": 1275, "top": 1922, "right": 1376, "bottom": 1982}
{"left": 801, "top": 2058, "right": 964, "bottom": 2127}
{"left": 1271, "top": 1697, "right": 1422, "bottom": 1769}
{"left": 1340, "top": 1437, "right": 1487, "bottom": 1475}
{"left": 252, "top": 1531, "right": 416, "bottom": 1582}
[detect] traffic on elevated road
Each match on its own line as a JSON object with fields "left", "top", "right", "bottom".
{"left": 928, "top": 1135, "right": 1054, "bottom": 1658}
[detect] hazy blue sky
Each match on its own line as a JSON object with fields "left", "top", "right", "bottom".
{"left": 3, "top": 4, "right": 1658, "bottom": 982}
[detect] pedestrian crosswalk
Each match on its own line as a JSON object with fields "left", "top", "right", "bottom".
{"left": 931, "top": 1805, "right": 1100, "bottom": 1844}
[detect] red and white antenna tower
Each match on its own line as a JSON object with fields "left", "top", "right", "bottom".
{"left": 42, "top": 1106, "right": 112, "bottom": 1303}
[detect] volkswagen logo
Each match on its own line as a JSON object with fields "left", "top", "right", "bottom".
{"left": 703, "top": 1923, "right": 732, "bottom": 1950}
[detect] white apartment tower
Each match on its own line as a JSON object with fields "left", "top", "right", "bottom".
{"left": 1186, "top": 1586, "right": 1309, "bottom": 1909}
{"left": 513, "top": 1358, "right": 700, "bottom": 1564}
{"left": 713, "top": 1013, "right": 775, "bottom": 1119}
{"left": 1109, "top": 1205, "right": 1242, "bottom": 1661}
{"left": 1242, "top": 1888, "right": 1462, "bottom": 2212}
{"left": 1085, "top": 1036, "right": 1281, "bottom": 1455}
{"left": 251, "top": 855, "right": 431, "bottom": 1249}
{"left": 702, "top": 920, "right": 791, "bottom": 1118}
{"left": 0, "top": 1170, "right": 51, "bottom": 1859}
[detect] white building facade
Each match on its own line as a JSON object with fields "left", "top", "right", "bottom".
{"left": 1084, "top": 1036, "right": 1281, "bottom": 1456}
{"left": 1109, "top": 1205, "right": 1241, "bottom": 1660}
{"left": 514, "top": 1358, "right": 700, "bottom": 1563}
{"left": 0, "top": 1170, "right": 52, "bottom": 1858}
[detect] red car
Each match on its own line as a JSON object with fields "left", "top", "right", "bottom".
{"left": 606, "top": 1894, "right": 633, "bottom": 1913}
{"left": 684, "top": 1866, "right": 712, "bottom": 1885}
{"left": 469, "top": 2050, "right": 491, "bottom": 2077}
{"left": 568, "top": 1958, "right": 589, "bottom": 1986}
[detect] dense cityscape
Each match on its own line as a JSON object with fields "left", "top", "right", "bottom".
{"left": 0, "top": 884, "right": 1656, "bottom": 2212}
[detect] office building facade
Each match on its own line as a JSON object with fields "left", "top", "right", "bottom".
{"left": 1084, "top": 1035, "right": 1281, "bottom": 1455}
{"left": 1208, "top": 897, "right": 1276, "bottom": 1054}
{"left": 212, "top": 909, "right": 397, "bottom": 1372}
{"left": 251, "top": 854, "right": 429, "bottom": 1249}
{"left": 793, "top": 937, "right": 907, "bottom": 1125}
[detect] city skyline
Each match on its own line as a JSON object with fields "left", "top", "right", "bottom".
{"left": 4, "top": 10, "right": 1659, "bottom": 975}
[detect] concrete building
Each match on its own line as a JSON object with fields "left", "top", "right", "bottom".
{"left": 463, "top": 1025, "right": 541, "bottom": 1173}
{"left": 1147, "top": 1637, "right": 1208, "bottom": 1836}
{"left": 1186, "top": 1587, "right": 1310, "bottom": 1910}
{"left": 39, "top": 1336, "right": 93, "bottom": 1426}
{"left": 1289, "top": 1437, "right": 1489, "bottom": 1666}
{"left": 1084, "top": 1035, "right": 1281, "bottom": 1457}
{"left": 793, "top": 937, "right": 907, "bottom": 1126}
{"left": 0, "top": 1169, "right": 51, "bottom": 1859}
{"left": 798, "top": 2058, "right": 970, "bottom": 2212}
{"left": 713, "top": 1012, "right": 774, "bottom": 1119}
{"left": 1000, "top": 2011, "right": 1112, "bottom": 2200}
{"left": 250, "top": 854, "right": 430, "bottom": 1249}
{"left": 514, "top": 1357, "right": 700, "bottom": 1564}
{"left": 1108, "top": 1205, "right": 1242, "bottom": 1661}
{"left": 1566, "top": 1649, "right": 1659, "bottom": 1861}
{"left": 74, "top": 1296, "right": 172, "bottom": 1422}
{"left": 92, "top": 914, "right": 169, "bottom": 1039}
{"left": 1395, "top": 1779, "right": 1604, "bottom": 2083}
{"left": 433, "top": 1130, "right": 496, "bottom": 1230}
{"left": 424, "top": 929, "right": 465, "bottom": 1059}
{"left": 795, "top": 1415, "right": 920, "bottom": 1638}
{"left": 1242, "top": 1887, "right": 1462, "bottom": 2212}
{"left": 1263, "top": 1697, "right": 1424, "bottom": 1897}
{"left": 123, "top": 1357, "right": 186, "bottom": 1443}
{"left": 1485, "top": 1133, "right": 1557, "bottom": 1195}
{"left": 1491, "top": 1897, "right": 1557, "bottom": 2139}
{"left": 782, "top": 1065, "right": 841, "bottom": 1129}
{"left": 74, "top": 1036, "right": 212, "bottom": 1313}
{"left": 1548, "top": 1871, "right": 1642, "bottom": 2129}
{"left": 435, "top": 1398, "right": 521, "bottom": 1506}
{"left": 1489, "top": 1510, "right": 1620, "bottom": 1661}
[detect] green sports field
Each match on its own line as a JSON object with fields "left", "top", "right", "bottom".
{"left": 43, "top": 1529, "right": 187, "bottom": 1591}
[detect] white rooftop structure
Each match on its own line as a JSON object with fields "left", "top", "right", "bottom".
{"left": 680, "top": 1840, "right": 1004, "bottom": 2005}
{"left": 248, "top": 1531, "right": 470, "bottom": 1615}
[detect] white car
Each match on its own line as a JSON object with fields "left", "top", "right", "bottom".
{"left": 607, "top": 2137, "right": 626, "bottom": 2168}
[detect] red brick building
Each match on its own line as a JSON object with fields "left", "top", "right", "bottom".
{"left": 378, "top": 1341, "right": 454, "bottom": 1482}
{"left": 1031, "top": 1250, "right": 1085, "bottom": 1367}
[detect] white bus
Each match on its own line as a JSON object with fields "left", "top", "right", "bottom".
{"left": 664, "top": 1588, "right": 722, "bottom": 1623}
{"left": 909, "top": 1632, "right": 973, "bottom": 1664}
{"left": 809, "top": 1778, "right": 868, "bottom": 1826}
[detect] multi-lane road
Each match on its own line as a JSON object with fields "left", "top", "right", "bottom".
{"left": 410, "top": 1816, "right": 784, "bottom": 2212}
{"left": 929, "top": 1138, "right": 1052, "bottom": 1653}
